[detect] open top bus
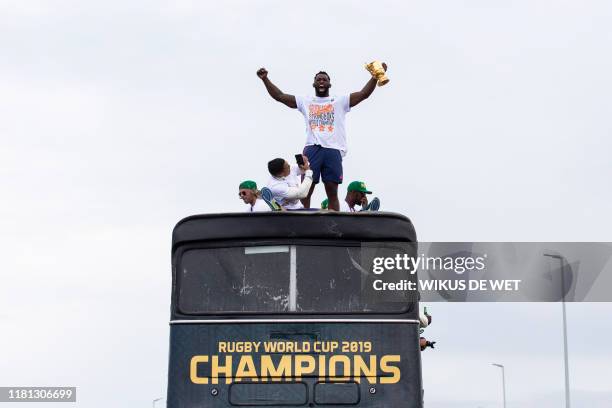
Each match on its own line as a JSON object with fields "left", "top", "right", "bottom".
{"left": 167, "top": 211, "right": 422, "bottom": 407}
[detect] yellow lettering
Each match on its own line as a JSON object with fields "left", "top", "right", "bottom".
{"left": 261, "top": 355, "right": 291, "bottom": 382}
{"left": 190, "top": 355, "right": 209, "bottom": 384}
{"left": 354, "top": 355, "right": 377, "bottom": 384}
{"left": 212, "top": 355, "right": 233, "bottom": 384}
{"left": 380, "top": 355, "right": 401, "bottom": 384}
{"left": 235, "top": 356, "right": 258, "bottom": 382}
{"left": 328, "top": 355, "right": 351, "bottom": 381}
{"left": 294, "top": 355, "right": 316, "bottom": 379}
{"left": 318, "top": 355, "right": 326, "bottom": 381}
{"left": 264, "top": 342, "right": 278, "bottom": 353}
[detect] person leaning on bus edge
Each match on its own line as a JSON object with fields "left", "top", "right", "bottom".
{"left": 256, "top": 64, "right": 387, "bottom": 211}
{"left": 419, "top": 307, "right": 436, "bottom": 351}
{"left": 320, "top": 181, "right": 375, "bottom": 212}
{"left": 266, "top": 156, "right": 313, "bottom": 210}
{"left": 238, "top": 180, "right": 271, "bottom": 212}
{"left": 340, "top": 181, "right": 372, "bottom": 212}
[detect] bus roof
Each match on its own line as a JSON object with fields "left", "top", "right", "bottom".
{"left": 172, "top": 211, "right": 417, "bottom": 249}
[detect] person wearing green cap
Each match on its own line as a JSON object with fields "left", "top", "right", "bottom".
{"left": 238, "top": 180, "right": 272, "bottom": 212}
{"left": 339, "top": 181, "right": 374, "bottom": 212}
{"left": 320, "top": 182, "right": 380, "bottom": 212}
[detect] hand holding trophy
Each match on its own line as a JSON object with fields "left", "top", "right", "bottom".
{"left": 365, "top": 61, "right": 389, "bottom": 86}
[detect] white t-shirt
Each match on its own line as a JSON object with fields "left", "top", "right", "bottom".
{"left": 340, "top": 200, "right": 361, "bottom": 212}
{"left": 245, "top": 199, "right": 271, "bottom": 212}
{"left": 267, "top": 166, "right": 305, "bottom": 210}
{"left": 296, "top": 95, "right": 351, "bottom": 156}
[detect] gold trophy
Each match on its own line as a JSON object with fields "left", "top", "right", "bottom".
{"left": 365, "top": 60, "right": 389, "bottom": 86}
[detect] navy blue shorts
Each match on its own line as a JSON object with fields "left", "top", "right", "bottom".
{"left": 303, "top": 145, "right": 343, "bottom": 184}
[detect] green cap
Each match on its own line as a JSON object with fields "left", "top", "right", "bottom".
{"left": 321, "top": 198, "right": 329, "bottom": 209}
{"left": 239, "top": 180, "right": 257, "bottom": 190}
{"left": 347, "top": 181, "right": 372, "bottom": 194}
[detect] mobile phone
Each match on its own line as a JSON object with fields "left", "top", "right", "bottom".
{"left": 295, "top": 154, "right": 305, "bottom": 166}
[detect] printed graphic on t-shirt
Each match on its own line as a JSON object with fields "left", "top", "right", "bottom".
{"left": 308, "top": 103, "right": 335, "bottom": 132}
{"left": 296, "top": 95, "right": 348, "bottom": 154}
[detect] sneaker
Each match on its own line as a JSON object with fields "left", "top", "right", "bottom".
{"left": 368, "top": 197, "right": 380, "bottom": 212}
{"left": 360, "top": 198, "right": 379, "bottom": 212}
{"left": 260, "top": 187, "right": 282, "bottom": 211}
{"left": 261, "top": 187, "right": 273, "bottom": 202}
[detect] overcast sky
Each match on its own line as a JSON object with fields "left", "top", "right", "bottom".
{"left": 1, "top": 1, "right": 611, "bottom": 407}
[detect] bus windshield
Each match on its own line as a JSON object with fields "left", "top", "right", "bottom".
{"left": 177, "top": 243, "right": 416, "bottom": 314}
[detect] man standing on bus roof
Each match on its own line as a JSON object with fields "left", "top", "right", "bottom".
{"left": 238, "top": 180, "right": 272, "bottom": 212}
{"left": 256, "top": 64, "right": 387, "bottom": 211}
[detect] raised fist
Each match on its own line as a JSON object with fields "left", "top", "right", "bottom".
{"left": 256, "top": 68, "right": 268, "bottom": 79}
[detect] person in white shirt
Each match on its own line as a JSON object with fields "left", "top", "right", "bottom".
{"left": 266, "top": 156, "right": 313, "bottom": 210}
{"left": 256, "top": 64, "right": 387, "bottom": 211}
{"left": 320, "top": 181, "right": 375, "bottom": 212}
{"left": 340, "top": 180, "right": 372, "bottom": 212}
{"left": 238, "top": 180, "right": 272, "bottom": 212}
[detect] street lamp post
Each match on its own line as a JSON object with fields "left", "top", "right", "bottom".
{"left": 491, "top": 363, "right": 506, "bottom": 408}
{"left": 543, "top": 252, "right": 571, "bottom": 408}
{"left": 152, "top": 397, "right": 163, "bottom": 408}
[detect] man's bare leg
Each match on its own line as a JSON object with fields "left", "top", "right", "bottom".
{"left": 301, "top": 182, "right": 317, "bottom": 209}
{"left": 324, "top": 181, "right": 339, "bottom": 211}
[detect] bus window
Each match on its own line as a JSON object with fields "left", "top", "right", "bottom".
{"left": 179, "top": 246, "right": 291, "bottom": 313}
{"left": 295, "top": 245, "right": 413, "bottom": 313}
{"left": 177, "top": 243, "right": 415, "bottom": 314}
{"left": 295, "top": 246, "right": 363, "bottom": 312}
